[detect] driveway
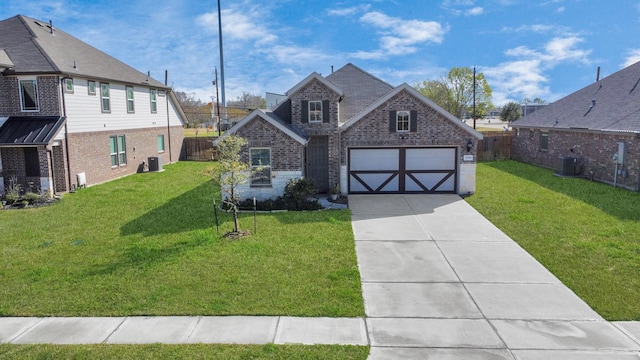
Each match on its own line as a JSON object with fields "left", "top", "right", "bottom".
{"left": 350, "top": 194, "right": 640, "bottom": 359}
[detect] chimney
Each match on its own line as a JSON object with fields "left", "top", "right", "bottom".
{"left": 49, "top": 20, "right": 54, "bottom": 35}
{"left": 596, "top": 66, "right": 600, "bottom": 82}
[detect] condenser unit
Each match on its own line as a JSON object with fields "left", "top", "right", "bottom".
{"left": 148, "top": 156, "right": 162, "bottom": 172}
{"left": 557, "top": 157, "right": 576, "bottom": 176}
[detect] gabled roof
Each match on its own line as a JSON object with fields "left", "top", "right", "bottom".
{"left": 325, "top": 63, "right": 394, "bottom": 122}
{"left": 340, "top": 83, "right": 483, "bottom": 140}
{"left": 0, "top": 116, "right": 66, "bottom": 146}
{"left": 512, "top": 61, "right": 640, "bottom": 134}
{"left": 0, "top": 15, "right": 166, "bottom": 88}
{"left": 213, "top": 109, "right": 308, "bottom": 146}
{"left": 0, "top": 49, "right": 14, "bottom": 69}
{"left": 285, "top": 72, "right": 344, "bottom": 98}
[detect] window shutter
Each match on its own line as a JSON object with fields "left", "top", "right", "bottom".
{"left": 301, "top": 100, "right": 308, "bottom": 123}
{"left": 410, "top": 110, "right": 418, "bottom": 132}
{"left": 322, "top": 100, "right": 330, "bottom": 123}
{"left": 389, "top": 111, "right": 397, "bottom": 132}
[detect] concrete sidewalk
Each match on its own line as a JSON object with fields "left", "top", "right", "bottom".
{"left": 1, "top": 316, "right": 367, "bottom": 345}
{"left": 2, "top": 194, "right": 640, "bottom": 360}
{"left": 351, "top": 194, "right": 640, "bottom": 359}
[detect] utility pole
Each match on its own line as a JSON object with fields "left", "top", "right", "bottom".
{"left": 473, "top": 66, "right": 476, "bottom": 129}
{"left": 217, "top": 0, "right": 226, "bottom": 124}
{"left": 214, "top": 67, "right": 221, "bottom": 136}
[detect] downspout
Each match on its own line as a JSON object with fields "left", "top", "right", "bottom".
{"left": 60, "top": 77, "right": 72, "bottom": 191}
{"left": 165, "top": 70, "right": 172, "bottom": 163}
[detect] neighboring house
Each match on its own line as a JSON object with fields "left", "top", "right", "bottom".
{"left": 0, "top": 15, "right": 186, "bottom": 196}
{"left": 511, "top": 61, "right": 640, "bottom": 192}
{"left": 215, "top": 63, "right": 482, "bottom": 200}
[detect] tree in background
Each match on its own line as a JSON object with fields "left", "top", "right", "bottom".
{"left": 174, "top": 91, "right": 211, "bottom": 127}
{"left": 500, "top": 101, "right": 522, "bottom": 123}
{"left": 415, "top": 67, "right": 493, "bottom": 120}
{"left": 226, "top": 92, "right": 266, "bottom": 110}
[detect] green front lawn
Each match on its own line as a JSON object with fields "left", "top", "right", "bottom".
{"left": 0, "top": 344, "right": 369, "bottom": 360}
{"left": 467, "top": 161, "right": 640, "bottom": 321}
{"left": 0, "top": 162, "right": 363, "bottom": 317}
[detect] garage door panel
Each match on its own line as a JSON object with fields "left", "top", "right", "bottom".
{"left": 348, "top": 147, "right": 457, "bottom": 194}
{"left": 350, "top": 173, "right": 399, "bottom": 192}
{"left": 350, "top": 149, "right": 399, "bottom": 171}
{"left": 406, "top": 173, "right": 455, "bottom": 192}
{"left": 406, "top": 148, "right": 456, "bottom": 170}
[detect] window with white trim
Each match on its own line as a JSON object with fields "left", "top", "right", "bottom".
{"left": 126, "top": 86, "right": 135, "bottom": 113}
{"left": 64, "top": 78, "right": 74, "bottom": 93}
{"left": 250, "top": 148, "right": 271, "bottom": 186}
{"left": 19, "top": 79, "right": 39, "bottom": 112}
{"left": 150, "top": 89, "right": 157, "bottom": 113}
{"left": 88, "top": 80, "right": 96, "bottom": 95}
{"left": 101, "top": 83, "right": 110, "bottom": 113}
{"left": 109, "top": 135, "right": 127, "bottom": 166}
{"left": 396, "top": 111, "right": 410, "bottom": 132}
{"left": 309, "top": 100, "right": 322, "bottom": 122}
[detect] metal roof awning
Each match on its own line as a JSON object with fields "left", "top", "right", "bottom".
{"left": 0, "top": 116, "right": 66, "bottom": 147}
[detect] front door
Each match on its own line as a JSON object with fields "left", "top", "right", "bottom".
{"left": 306, "top": 136, "right": 329, "bottom": 192}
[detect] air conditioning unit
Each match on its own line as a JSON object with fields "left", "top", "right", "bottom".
{"left": 557, "top": 157, "right": 576, "bottom": 176}
{"left": 148, "top": 156, "right": 162, "bottom": 172}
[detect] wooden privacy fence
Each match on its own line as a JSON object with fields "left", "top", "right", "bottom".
{"left": 181, "top": 132, "right": 511, "bottom": 162}
{"left": 182, "top": 137, "right": 218, "bottom": 161}
{"left": 477, "top": 131, "right": 512, "bottom": 161}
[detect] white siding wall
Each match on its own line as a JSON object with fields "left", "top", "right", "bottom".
{"left": 64, "top": 78, "right": 183, "bottom": 133}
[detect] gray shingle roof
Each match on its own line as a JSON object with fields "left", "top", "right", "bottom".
{"left": 0, "top": 15, "right": 166, "bottom": 88}
{"left": 512, "top": 61, "right": 640, "bottom": 133}
{"left": 325, "top": 63, "right": 394, "bottom": 123}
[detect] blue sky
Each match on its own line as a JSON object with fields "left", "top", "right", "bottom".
{"left": 3, "top": 0, "right": 640, "bottom": 107}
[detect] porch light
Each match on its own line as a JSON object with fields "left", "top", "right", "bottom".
{"left": 466, "top": 139, "right": 473, "bottom": 152}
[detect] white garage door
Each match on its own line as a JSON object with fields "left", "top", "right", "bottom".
{"left": 348, "top": 147, "right": 457, "bottom": 194}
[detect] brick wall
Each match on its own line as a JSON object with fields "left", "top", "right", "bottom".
{"left": 340, "top": 89, "right": 477, "bottom": 162}
{"left": 233, "top": 116, "right": 304, "bottom": 171}
{"left": 66, "top": 125, "right": 183, "bottom": 188}
{"left": 512, "top": 128, "right": 640, "bottom": 191}
{"left": 288, "top": 79, "right": 342, "bottom": 188}
{"left": 0, "top": 76, "right": 61, "bottom": 116}
{"left": 0, "top": 146, "right": 49, "bottom": 193}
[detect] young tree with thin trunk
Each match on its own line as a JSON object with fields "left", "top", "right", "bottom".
{"left": 214, "top": 135, "right": 251, "bottom": 234}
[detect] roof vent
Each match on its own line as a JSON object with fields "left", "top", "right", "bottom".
{"left": 591, "top": 99, "right": 596, "bottom": 107}
{"left": 49, "top": 20, "right": 55, "bottom": 35}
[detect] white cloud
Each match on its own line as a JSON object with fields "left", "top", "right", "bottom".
{"left": 622, "top": 49, "right": 640, "bottom": 68}
{"left": 466, "top": 7, "right": 484, "bottom": 16}
{"left": 196, "top": 7, "right": 277, "bottom": 44}
{"left": 327, "top": 4, "right": 371, "bottom": 16}
{"left": 557, "top": 6, "right": 565, "bottom": 12}
{"left": 356, "top": 11, "right": 447, "bottom": 57}
{"left": 502, "top": 24, "right": 570, "bottom": 35}
{"left": 484, "top": 36, "right": 591, "bottom": 105}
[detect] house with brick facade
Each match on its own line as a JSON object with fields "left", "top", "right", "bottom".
{"left": 511, "top": 61, "right": 640, "bottom": 192}
{"left": 0, "top": 15, "right": 186, "bottom": 196}
{"left": 215, "top": 63, "right": 482, "bottom": 200}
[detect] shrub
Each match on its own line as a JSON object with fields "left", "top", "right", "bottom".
{"left": 23, "top": 192, "right": 41, "bottom": 204}
{"left": 284, "top": 177, "right": 313, "bottom": 201}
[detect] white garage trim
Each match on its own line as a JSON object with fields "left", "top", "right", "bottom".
{"left": 348, "top": 147, "right": 458, "bottom": 194}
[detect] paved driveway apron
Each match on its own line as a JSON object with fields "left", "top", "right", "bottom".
{"left": 350, "top": 194, "right": 640, "bottom": 360}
